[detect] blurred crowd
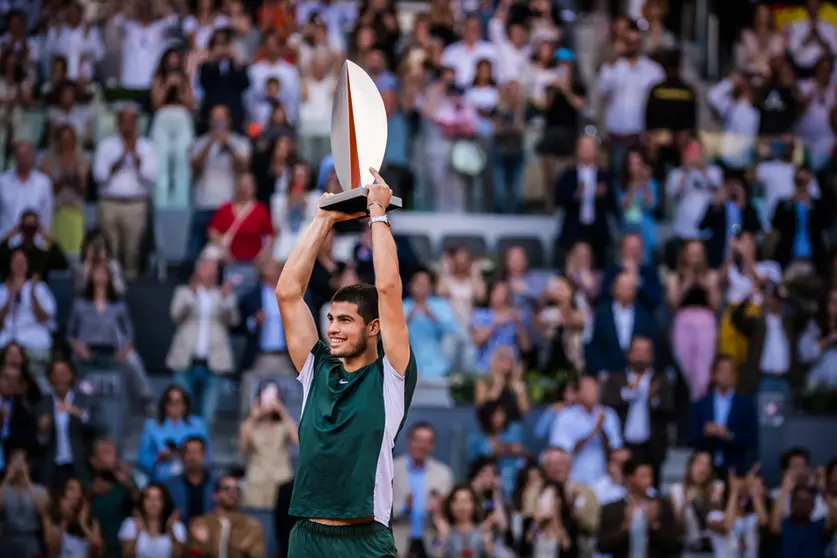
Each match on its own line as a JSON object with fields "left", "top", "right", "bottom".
{"left": 0, "top": 0, "right": 837, "bottom": 556}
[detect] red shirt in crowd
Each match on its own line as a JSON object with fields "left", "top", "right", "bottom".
{"left": 208, "top": 202, "right": 275, "bottom": 262}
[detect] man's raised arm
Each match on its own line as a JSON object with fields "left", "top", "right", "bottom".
{"left": 367, "top": 169, "right": 411, "bottom": 375}
{"left": 275, "top": 195, "right": 364, "bottom": 371}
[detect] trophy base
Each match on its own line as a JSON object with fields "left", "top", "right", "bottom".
{"left": 318, "top": 188, "right": 403, "bottom": 215}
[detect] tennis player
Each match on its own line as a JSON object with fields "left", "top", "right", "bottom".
{"left": 274, "top": 169, "right": 417, "bottom": 557}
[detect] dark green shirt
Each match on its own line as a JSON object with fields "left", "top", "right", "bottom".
{"left": 289, "top": 341, "right": 417, "bottom": 524}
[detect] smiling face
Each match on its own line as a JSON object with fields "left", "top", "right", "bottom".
{"left": 326, "top": 301, "right": 379, "bottom": 358}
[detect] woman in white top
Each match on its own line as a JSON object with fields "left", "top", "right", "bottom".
{"left": 298, "top": 52, "right": 337, "bottom": 167}
{"left": 0, "top": 248, "right": 57, "bottom": 390}
{"left": 525, "top": 40, "right": 561, "bottom": 112}
{"left": 707, "top": 473, "right": 771, "bottom": 558}
{"left": 739, "top": 5, "right": 786, "bottom": 80}
{"left": 795, "top": 57, "right": 837, "bottom": 171}
{"left": 667, "top": 449, "right": 724, "bottom": 558}
{"left": 466, "top": 59, "right": 500, "bottom": 118}
{"left": 707, "top": 73, "right": 760, "bottom": 169}
{"left": 119, "top": 482, "right": 186, "bottom": 558}
{"left": 46, "top": 477, "right": 103, "bottom": 558}
{"left": 183, "top": 0, "right": 229, "bottom": 51}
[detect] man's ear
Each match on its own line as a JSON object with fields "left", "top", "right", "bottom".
{"left": 368, "top": 318, "right": 381, "bottom": 338}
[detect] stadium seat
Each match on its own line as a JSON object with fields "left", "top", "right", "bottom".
{"left": 440, "top": 235, "right": 488, "bottom": 258}
{"left": 496, "top": 236, "right": 546, "bottom": 268}
{"left": 394, "top": 233, "right": 434, "bottom": 263}
{"left": 153, "top": 208, "right": 192, "bottom": 278}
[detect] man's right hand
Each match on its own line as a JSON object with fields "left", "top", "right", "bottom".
{"left": 254, "top": 310, "right": 266, "bottom": 326}
{"left": 315, "top": 193, "right": 366, "bottom": 223}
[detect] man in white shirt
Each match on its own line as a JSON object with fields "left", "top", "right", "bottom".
{"left": 756, "top": 154, "right": 820, "bottom": 230}
{"left": 440, "top": 15, "right": 499, "bottom": 88}
{"left": 115, "top": 0, "right": 178, "bottom": 89}
{"left": 44, "top": 1, "right": 104, "bottom": 81}
{"left": 34, "top": 358, "right": 102, "bottom": 489}
{"left": 248, "top": 31, "right": 301, "bottom": 123}
{"left": 0, "top": 142, "right": 53, "bottom": 236}
{"left": 188, "top": 105, "right": 251, "bottom": 262}
{"left": 550, "top": 376, "right": 623, "bottom": 485}
{"left": 92, "top": 105, "right": 157, "bottom": 279}
{"left": 788, "top": 0, "right": 837, "bottom": 74}
{"left": 596, "top": 20, "right": 663, "bottom": 176}
{"left": 601, "top": 336, "right": 674, "bottom": 487}
{"left": 487, "top": 0, "right": 530, "bottom": 84}
{"left": 665, "top": 139, "right": 723, "bottom": 241}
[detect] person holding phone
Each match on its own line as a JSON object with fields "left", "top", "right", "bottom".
{"left": 0, "top": 445, "right": 49, "bottom": 557}
{"left": 239, "top": 381, "right": 298, "bottom": 555}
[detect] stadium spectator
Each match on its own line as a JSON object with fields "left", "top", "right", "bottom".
{"left": 0, "top": 363, "right": 36, "bottom": 465}
{"left": 189, "top": 103, "right": 252, "bottom": 260}
{"left": 470, "top": 280, "right": 532, "bottom": 373}
{"left": 0, "top": 444, "right": 48, "bottom": 557}
{"left": 586, "top": 272, "right": 657, "bottom": 378}
{"left": 668, "top": 239, "right": 720, "bottom": 400}
{"left": 44, "top": 80, "right": 93, "bottom": 148}
{"left": 34, "top": 358, "right": 103, "bottom": 488}
{"left": 0, "top": 209, "right": 69, "bottom": 281}
{"left": 206, "top": 172, "right": 275, "bottom": 263}
{"left": 689, "top": 355, "right": 759, "bottom": 478}
{"left": 739, "top": 4, "right": 786, "bottom": 79}
{"left": 298, "top": 52, "right": 336, "bottom": 167}
{"left": 597, "top": 457, "right": 680, "bottom": 558}
{"left": 467, "top": 399, "right": 527, "bottom": 498}
{"left": 474, "top": 345, "right": 531, "bottom": 422}
{"left": 118, "top": 482, "right": 187, "bottom": 558}
{"left": 198, "top": 29, "right": 251, "bottom": 133}
{"left": 89, "top": 438, "right": 138, "bottom": 558}
{"left": 0, "top": 249, "right": 57, "bottom": 385}
{"left": 601, "top": 231, "right": 663, "bottom": 311}
{"left": 538, "top": 275, "right": 590, "bottom": 376}
{"left": 556, "top": 136, "right": 615, "bottom": 269}
{"left": 698, "top": 172, "right": 762, "bottom": 269}
{"left": 166, "top": 256, "right": 239, "bottom": 427}
{"left": 114, "top": 0, "right": 178, "bottom": 91}
{"left": 550, "top": 376, "right": 622, "bottom": 485}
{"left": 150, "top": 48, "right": 197, "bottom": 209}
{"left": 186, "top": 474, "right": 266, "bottom": 557}
{"left": 39, "top": 124, "right": 90, "bottom": 256}
{"left": 137, "top": 386, "right": 209, "bottom": 483}
{"left": 0, "top": 141, "right": 53, "bottom": 238}
{"left": 431, "top": 483, "right": 496, "bottom": 557}
{"left": 799, "top": 287, "right": 837, "bottom": 389}
{"left": 403, "top": 268, "right": 460, "bottom": 380}
{"left": 562, "top": 241, "right": 602, "bottom": 304}
{"left": 45, "top": 476, "right": 104, "bottom": 557}
{"left": 44, "top": 1, "right": 104, "bottom": 82}
{"left": 67, "top": 260, "right": 153, "bottom": 409}
{"left": 392, "top": 422, "right": 454, "bottom": 557}
{"left": 617, "top": 150, "right": 659, "bottom": 262}
{"left": 666, "top": 449, "right": 722, "bottom": 556}
{"left": 601, "top": 336, "right": 674, "bottom": 487}
{"left": 74, "top": 229, "right": 127, "bottom": 296}
{"left": 92, "top": 104, "right": 157, "bottom": 280}
{"left": 164, "top": 436, "right": 216, "bottom": 526}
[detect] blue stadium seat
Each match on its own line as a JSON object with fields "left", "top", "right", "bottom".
{"left": 394, "top": 233, "right": 434, "bottom": 263}
{"left": 440, "top": 235, "right": 487, "bottom": 258}
{"left": 496, "top": 235, "right": 546, "bottom": 268}
{"left": 153, "top": 208, "right": 193, "bottom": 275}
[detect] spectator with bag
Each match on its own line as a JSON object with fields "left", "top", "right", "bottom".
{"left": 206, "top": 172, "right": 275, "bottom": 263}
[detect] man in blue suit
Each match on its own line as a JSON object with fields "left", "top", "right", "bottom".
{"left": 690, "top": 354, "right": 758, "bottom": 477}
{"left": 585, "top": 271, "right": 658, "bottom": 379}
{"left": 555, "top": 136, "right": 618, "bottom": 269}
{"left": 238, "top": 258, "right": 293, "bottom": 414}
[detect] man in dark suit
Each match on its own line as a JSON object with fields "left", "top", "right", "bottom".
{"left": 34, "top": 358, "right": 104, "bottom": 488}
{"left": 238, "top": 258, "right": 293, "bottom": 414}
{"left": 698, "top": 172, "right": 762, "bottom": 269}
{"left": 770, "top": 165, "right": 828, "bottom": 276}
{"left": 586, "top": 272, "right": 658, "bottom": 379}
{"left": 601, "top": 232, "right": 664, "bottom": 312}
{"left": 597, "top": 457, "right": 681, "bottom": 558}
{"left": 0, "top": 363, "right": 37, "bottom": 470}
{"left": 556, "top": 136, "right": 618, "bottom": 269}
{"left": 689, "top": 354, "right": 758, "bottom": 477}
{"left": 601, "top": 336, "right": 674, "bottom": 488}
{"left": 198, "top": 29, "right": 249, "bottom": 134}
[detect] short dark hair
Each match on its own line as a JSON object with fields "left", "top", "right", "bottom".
{"left": 712, "top": 353, "right": 735, "bottom": 373}
{"left": 182, "top": 436, "right": 207, "bottom": 452}
{"left": 331, "top": 283, "right": 379, "bottom": 324}
{"left": 781, "top": 447, "right": 811, "bottom": 472}
{"left": 409, "top": 421, "right": 435, "bottom": 438}
{"left": 623, "top": 456, "right": 653, "bottom": 478}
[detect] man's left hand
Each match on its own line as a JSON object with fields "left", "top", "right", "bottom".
{"left": 367, "top": 168, "right": 392, "bottom": 210}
